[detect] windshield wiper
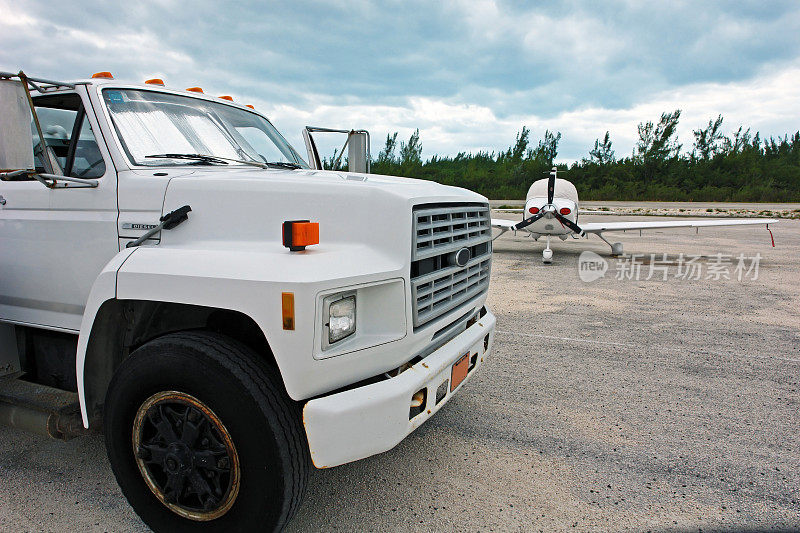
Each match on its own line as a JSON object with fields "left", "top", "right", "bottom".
{"left": 145, "top": 153, "right": 229, "bottom": 165}
{"left": 264, "top": 161, "right": 301, "bottom": 170}
{"left": 145, "top": 153, "right": 301, "bottom": 170}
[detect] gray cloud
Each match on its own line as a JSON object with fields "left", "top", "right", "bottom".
{"left": 2, "top": 0, "right": 798, "bottom": 160}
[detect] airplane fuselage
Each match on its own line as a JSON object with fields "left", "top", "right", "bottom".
{"left": 521, "top": 175, "right": 581, "bottom": 239}
{"left": 521, "top": 197, "right": 579, "bottom": 238}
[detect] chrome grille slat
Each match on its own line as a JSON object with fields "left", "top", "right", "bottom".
{"left": 415, "top": 224, "right": 489, "bottom": 244}
{"left": 414, "top": 205, "right": 488, "bottom": 217}
{"left": 418, "top": 271, "right": 489, "bottom": 310}
{"left": 417, "top": 263, "right": 490, "bottom": 305}
{"left": 411, "top": 203, "right": 492, "bottom": 329}
{"left": 412, "top": 255, "right": 489, "bottom": 296}
{"left": 413, "top": 207, "right": 491, "bottom": 260}
{"left": 413, "top": 261, "right": 490, "bottom": 326}
{"left": 413, "top": 234, "right": 490, "bottom": 261}
{"left": 416, "top": 213, "right": 488, "bottom": 231}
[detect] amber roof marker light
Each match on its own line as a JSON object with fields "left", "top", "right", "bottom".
{"left": 145, "top": 78, "right": 165, "bottom": 86}
{"left": 186, "top": 87, "right": 204, "bottom": 93}
{"left": 282, "top": 220, "right": 319, "bottom": 252}
{"left": 91, "top": 71, "right": 114, "bottom": 79}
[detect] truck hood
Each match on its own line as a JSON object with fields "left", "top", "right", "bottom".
{"left": 167, "top": 166, "right": 474, "bottom": 200}
{"left": 158, "top": 167, "right": 487, "bottom": 262}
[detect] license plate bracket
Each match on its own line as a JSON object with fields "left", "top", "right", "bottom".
{"left": 450, "top": 352, "right": 470, "bottom": 392}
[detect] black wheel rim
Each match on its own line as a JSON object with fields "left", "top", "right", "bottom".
{"left": 132, "top": 391, "right": 241, "bottom": 521}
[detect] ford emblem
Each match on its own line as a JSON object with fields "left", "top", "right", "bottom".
{"left": 453, "top": 247, "right": 471, "bottom": 267}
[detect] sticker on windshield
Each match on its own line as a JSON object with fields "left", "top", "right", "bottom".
{"left": 106, "top": 91, "right": 124, "bottom": 103}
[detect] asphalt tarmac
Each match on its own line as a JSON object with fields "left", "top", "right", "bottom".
{"left": 1, "top": 213, "right": 798, "bottom": 532}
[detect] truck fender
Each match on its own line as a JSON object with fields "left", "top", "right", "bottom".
{"left": 78, "top": 244, "right": 404, "bottom": 428}
{"left": 76, "top": 248, "right": 138, "bottom": 428}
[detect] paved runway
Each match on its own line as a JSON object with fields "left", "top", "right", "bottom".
{"left": 1, "top": 213, "right": 798, "bottom": 532}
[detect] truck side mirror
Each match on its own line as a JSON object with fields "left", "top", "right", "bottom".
{"left": 302, "top": 127, "right": 371, "bottom": 174}
{"left": 0, "top": 72, "right": 96, "bottom": 188}
{"left": 346, "top": 131, "right": 369, "bottom": 174}
{"left": 0, "top": 79, "right": 35, "bottom": 172}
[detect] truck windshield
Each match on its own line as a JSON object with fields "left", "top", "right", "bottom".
{"left": 101, "top": 88, "right": 307, "bottom": 168}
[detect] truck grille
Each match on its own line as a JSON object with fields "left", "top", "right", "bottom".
{"left": 411, "top": 203, "right": 492, "bottom": 329}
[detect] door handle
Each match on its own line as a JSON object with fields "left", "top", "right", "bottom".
{"left": 0, "top": 195, "right": 5, "bottom": 205}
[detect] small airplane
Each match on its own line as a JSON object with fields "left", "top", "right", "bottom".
{"left": 492, "top": 168, "right": 778, "bottom": 263}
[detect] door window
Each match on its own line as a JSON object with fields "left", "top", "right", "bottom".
{"left": 30, "top": 94, "right": 106, "bottom": 178}
{"left": 71, "top": 116, "right": 106, "bottom": 178}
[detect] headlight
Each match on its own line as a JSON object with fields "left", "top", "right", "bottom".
{"left": 324, "top": 292, "right": 356, "bottom": 347}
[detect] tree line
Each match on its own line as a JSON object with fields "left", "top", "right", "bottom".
{"left": 325, "top": 110, "right": 800, "bottom": 202}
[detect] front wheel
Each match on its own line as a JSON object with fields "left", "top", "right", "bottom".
{"left": 104, "top": 331, "right": 309, "bottom": 532}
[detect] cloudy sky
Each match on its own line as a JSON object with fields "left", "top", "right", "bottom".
{"left": 2, "top": 0, "right": 799, "bottom": 162}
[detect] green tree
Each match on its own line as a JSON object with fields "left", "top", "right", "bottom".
{"left": 322, "top": 148, "right": 346, "bottom": 171}
{"left": 693, "top": 115, "right": 724, "bottom": 160}
{"left": 531, "top": 130, "right": 561, "bottom": 164}
{"left": 399, "top": 129, "right": 422, "bottom": 166}
{"left": 367, "top": 114, "right": 800, "bottom": 202}
{"left": 377, "top": 132, "right": 398, "bottom": 164}
{"left": 636, "top": 110, "right": 682, "bottom": 163}
{"left": 635, "top": 110, "right": 681, "bottom": 184}
{"left": 589, "top": 131, "right": 615, "bottom": 165}
{"left": 510, "top": 126, "right": 530, "bottom": 161}
{"left": 721, "top": 126, "right": 751, "bottom": 154}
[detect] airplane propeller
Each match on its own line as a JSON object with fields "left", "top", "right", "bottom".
{"left": 513, "top": 167, "right": 584, "bottom": 236}
{"left": 513, "top": 210, "right": 545, "bottom": 230}
{"left": 553, "top": 210, "right": 584, "bottom": 235}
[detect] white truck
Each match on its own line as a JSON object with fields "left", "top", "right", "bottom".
{"left": 0, "top": 71, "right": 495, "bottom": 531}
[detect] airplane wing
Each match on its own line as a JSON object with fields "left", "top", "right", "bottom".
{"left": 491, "top": 218, "right": 526, "bottom": 239}
{"left": 491, "top": 218, "right": 520, "bottom": 229}
{"left": 495, "top": 208, "right": 606, "bottom": 214}
{"left": 580, "top": 218, "right": 778, "bottom": 233}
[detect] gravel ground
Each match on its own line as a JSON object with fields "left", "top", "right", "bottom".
{"left": 1, "top": 212, "right": 798, "bottom": 532}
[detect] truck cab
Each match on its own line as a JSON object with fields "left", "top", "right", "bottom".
{"left": 0, "top": 71, "right": 495, "bottom": 531}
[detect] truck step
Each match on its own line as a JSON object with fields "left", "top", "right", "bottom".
{"left": 0, "top": 377, "right": 92, "bottom": 440}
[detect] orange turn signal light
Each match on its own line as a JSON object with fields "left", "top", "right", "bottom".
{"left": 92, "top": 71, "right": 114, "bottom": 79}
{"left": 281, "top": 292, "right": 295, "bottom": 330}
{"left": 145, "top": 78, "right": 164, "bottom": 86}
{"left": 186, "top": 87, "right": 204, "bottom": 93}
{"left": 282, "top": 220, "right": 319, "bottom": 252}
{"left": 219, "top": 95, "right": 233, "bottom": 101}
{"left": 245, "top": 104, "right": 255, "bottom": 109}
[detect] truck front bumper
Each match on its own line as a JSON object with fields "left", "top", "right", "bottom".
{"left": 302, "top": 308, "right": 496, "bottom": 468}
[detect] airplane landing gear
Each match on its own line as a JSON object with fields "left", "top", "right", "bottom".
{"left": 596, "top": 233, "right": 624, "bottom": 256}
{"left": 542, "top": 235, "right": 553, "bottom": 263}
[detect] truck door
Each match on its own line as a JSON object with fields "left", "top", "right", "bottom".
{"left": 0, "top": 90, "right": 118, "bottom": 331}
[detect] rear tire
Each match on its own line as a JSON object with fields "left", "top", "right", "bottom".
{"left": 104, "top": 331, "right": 309, "bottom": 532}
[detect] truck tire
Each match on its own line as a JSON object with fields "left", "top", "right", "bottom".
{"left": 104, "top": 331, "right": 309, "bottom": 532}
